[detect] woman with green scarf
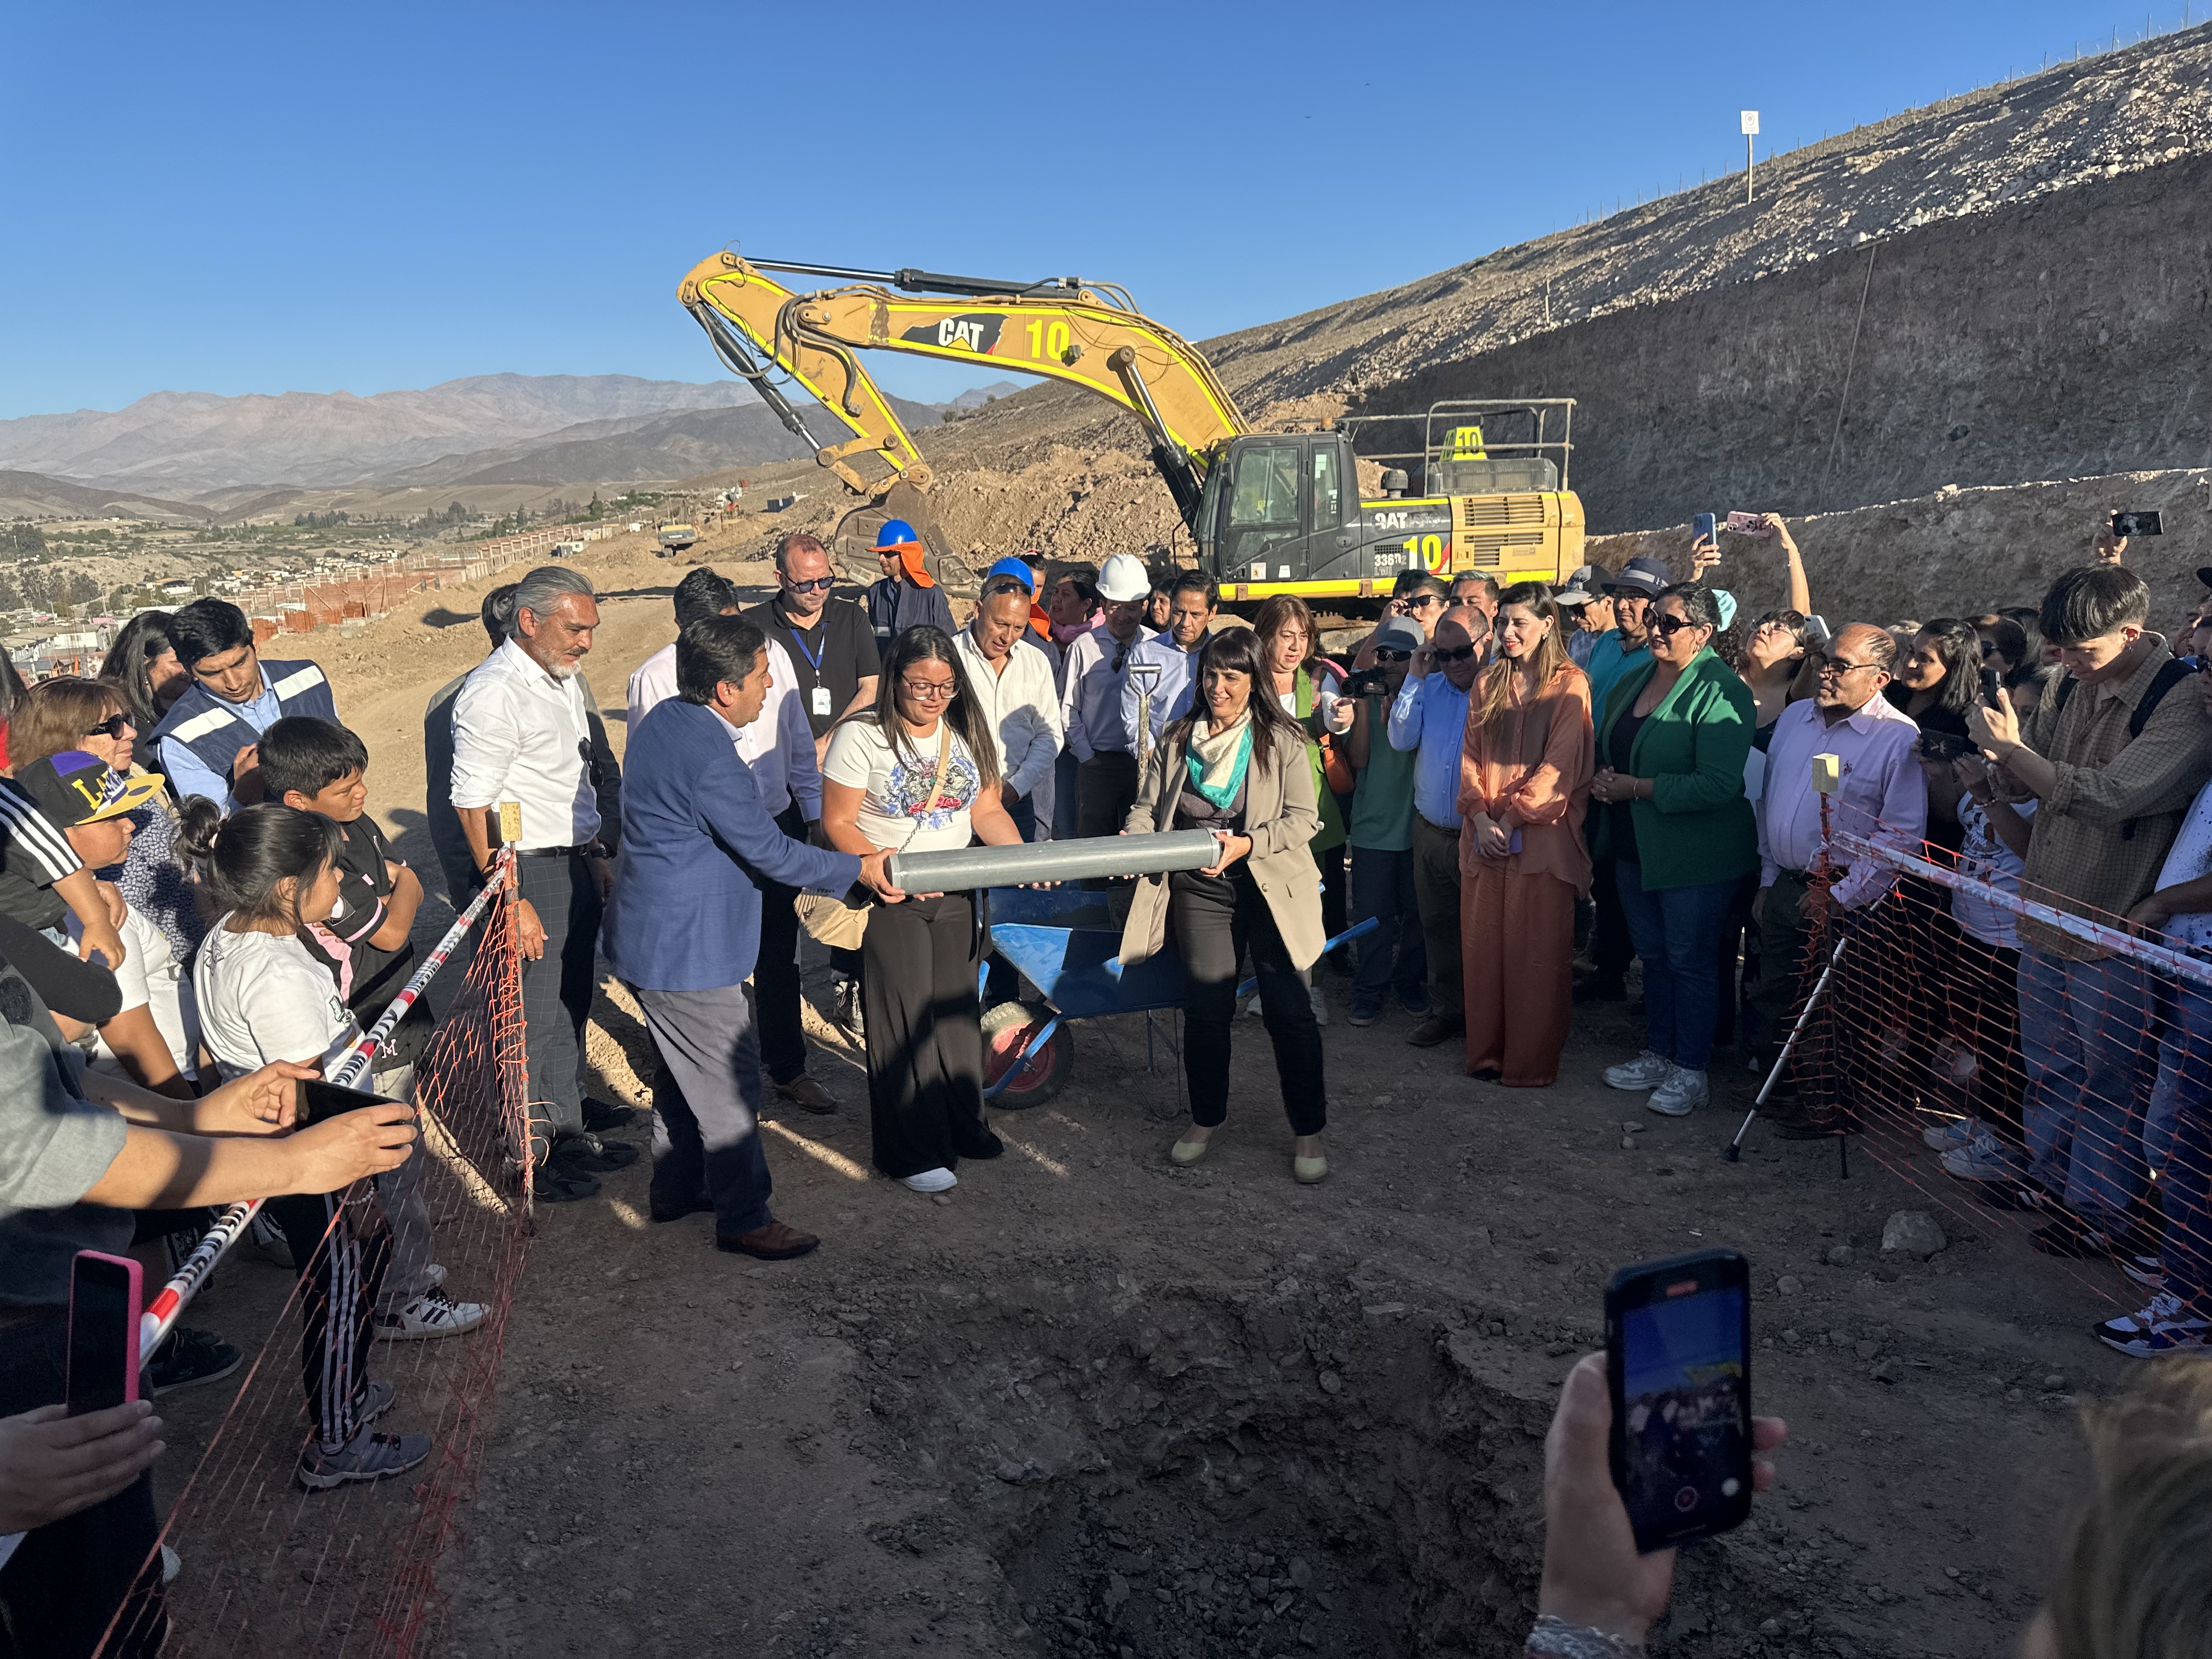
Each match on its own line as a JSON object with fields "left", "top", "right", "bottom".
{"left": 1120, "top": 627, "right": 1330, "bottom": 1182}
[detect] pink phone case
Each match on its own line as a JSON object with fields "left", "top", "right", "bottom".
{"left": 68, "top": 1250, "right": 143, "bottom": 1408}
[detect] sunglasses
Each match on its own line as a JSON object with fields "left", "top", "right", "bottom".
{"left": 84, "top": 714, "right": 134, "bottom": 740}
{"left": 1431, "top": 643, "right": 1479, "bottom": 663}
{"left": 782, "top": 575, "right": 835, "bottom": 593}
{"left": 1374, "top": 648, "right": 1414, "bottom": 664}
{"left": 1406, "top": 594, "right": 1444, "bottom": 609}
{"left": 1651, "top": 614, "right": 1706, "bottom": 639}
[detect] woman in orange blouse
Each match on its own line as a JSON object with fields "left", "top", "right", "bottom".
{"left": 1458, "top": 582, "right": 1596, "bottom": 1086}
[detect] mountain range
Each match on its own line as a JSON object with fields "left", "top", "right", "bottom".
{"left": 0, "top": 374, "right": 1027, "bottom": 507}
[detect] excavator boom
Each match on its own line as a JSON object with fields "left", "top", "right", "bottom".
{"left": 679, "top": 251, "right": 1246, "bottom": 523}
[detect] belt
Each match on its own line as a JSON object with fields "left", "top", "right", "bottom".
{"left": 1416, "top": 812, "right": 1462, "bottom": 836}
{"left": 1780, "top": 865, "right": 1846, "bottom": 883}
{"left": 513, "top": 844, "right": 596, "bottom": 860}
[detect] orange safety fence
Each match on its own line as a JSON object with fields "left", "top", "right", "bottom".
{"left": 98, "top": 868, "right": 531, "bottom": 1658}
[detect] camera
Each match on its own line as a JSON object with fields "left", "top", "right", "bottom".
{"left": 1339, "top": 667, "right": 1395, "bottom": 698}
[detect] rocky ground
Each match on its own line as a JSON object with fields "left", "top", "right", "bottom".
{"left": 140, "top": 527, "right": 2153, "bottom": 1659}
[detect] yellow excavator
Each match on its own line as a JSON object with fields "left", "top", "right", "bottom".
{"left": 676, "top": 251, "right": 1584, "bottom": 617}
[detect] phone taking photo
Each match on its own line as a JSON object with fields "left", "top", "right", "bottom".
{"left": 296, "top": 1077, "right": 407, "bottom": 1130}
{"left": 1724, "top": 511, "right": 1767, "bottom": 537}
{"left": 1606, "top": 1248, "right": 1753, "bottom": 1553}
{"left": 67, "top": 1251, "right": 143, "bottom": 1415}
{"left": 2111, "top": 510, "right": 2163, "bottom": 538}
{"left": 1979, "top": 666, "right": 2006, "bottom": 709}
{"left": 1692, "top": 512, "right": 1718, "bottom": 544}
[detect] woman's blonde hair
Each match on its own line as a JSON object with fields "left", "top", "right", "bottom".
{"left": 2051, "top": 1358, "right": 2212, "bottom": 1657}
{"left": 1475, "top": 583, "right": 1567, "bottom": 730}
{"left": 9, "top": 676, "right": 127, "bottom": 771}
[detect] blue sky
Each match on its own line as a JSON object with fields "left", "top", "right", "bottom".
{"left": 1, "top": 1, "right": 2192, "bottom": 419}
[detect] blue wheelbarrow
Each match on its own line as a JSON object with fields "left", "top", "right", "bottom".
{"left": 975, "top": 887, "right": 1376, "bottom": 1107}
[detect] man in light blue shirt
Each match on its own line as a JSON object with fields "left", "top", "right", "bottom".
{"left": 1388, "top": 607, "right": 1483, "bottom": 1047}
{"left": 1554, "top": 563, "right": 1612, "bottom": 669}
{"left": 1121, "top": 571, "right": 1218, "bottom": 760}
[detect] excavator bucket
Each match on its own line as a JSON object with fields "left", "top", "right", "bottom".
{"left": 827, "top": 478, "right": 974, "bottom": 596}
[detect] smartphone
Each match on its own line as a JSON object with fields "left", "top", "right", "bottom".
{"left": 67, "top": 1251, "right": 143, "bottom": 1415}
{"left": 1605, "top": 1248, "right": 1753, "bottom": 1553}
{"left": 1724, "top": 511, "right": 1766, "bottom": 537}
{"left": 2112, "top": 510, "right": 2163, "bottom": 538}
{"left": 1979, "top": 665, "right": 2005, "bottom": 708}
{"left": 1692, "top": 512, "right": 1718, "bottom": 544}
{"left": 296, "top": 1077, "right": 407, "bottom": 1130}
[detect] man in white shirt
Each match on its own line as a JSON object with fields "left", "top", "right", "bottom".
{"left": 629, "top": 568, "right": 837, "bottom": 1116}
{"left": 450, "top": 565, "right": 634, "bottom": 1195}
{"left": 952, "top": 574, "right": 1064, "bottom": 842}
{"left": 1120, "top": 572, "right": 1219, "bottom": 762}
{"left": 1060, "top": 551, "right": 1155, "bottom": 840}
{"left": 1751, "top": 623, "right": 1928, "bottom": 1135}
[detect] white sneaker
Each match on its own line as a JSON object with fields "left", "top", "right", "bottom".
{"left": 1604, "top": 1050, "right": 1673, "bottom": 1091}
{"left": 901, "top": 1167, "right": 958, "bottom": 1193}
{"left": 1920, "top": 1115, "right": 1985, "bottom": 1152}
{"left": 374, "top": 1288, "right": 487, "bottom": 1342}
{"left": 1308, "top": 983, "right": 1329, "bottom": 1026}
{"left": 1647, "top": 1066, "right": 1709, "bottom": 1117}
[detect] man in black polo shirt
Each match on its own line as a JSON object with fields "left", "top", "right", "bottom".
{"left": 746, "top": 531, "right": 879, "bottom": 764}
{"left": 744, "top": 530, "right": 881, "bottom": 1037}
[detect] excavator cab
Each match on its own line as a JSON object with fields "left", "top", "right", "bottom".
{"left": 1195, "top": 433, "right": 1362, "bottom": 588}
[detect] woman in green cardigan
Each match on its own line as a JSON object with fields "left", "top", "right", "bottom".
{"left": 1588, "top": 584, "right": 1758, "bottom": 1118}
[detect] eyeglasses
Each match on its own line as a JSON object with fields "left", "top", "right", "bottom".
{"left": 1431, "top": 643, "right": 1479, "bottom": 663}
{"left": 1814, "top": 656, "right": 1878, "bottom": 676}
{"left": 1374, "top": 648, "right": 1414, "bottom": 664}
{"left": 1651, "top": 614, "right": 1706, "bottom": 639}
{"left": 84, "top": 714, "right": 134, "bottom": 740}
{"left": 1406, "top": 594, "right": 1444, "bottom": 610}
{"left": 782, "top": 575, "right": 835, "bottom": 593}
{"left": 900, "top": 679, "right": 957, "bottom": 702}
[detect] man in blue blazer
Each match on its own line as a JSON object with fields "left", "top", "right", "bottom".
{"left": 605, "top": 616, "right": 901, "bottom": 1259}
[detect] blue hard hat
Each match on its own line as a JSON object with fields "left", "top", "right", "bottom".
{"left": 984, "top": 555, "right": 1036, "bottom": 593}
{"left": 874, "top": 518, "right": 920, "bottom": 550}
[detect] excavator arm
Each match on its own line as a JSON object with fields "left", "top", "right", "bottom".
{"left": 677, "top": 252, "right": 1249, "bottom": 524}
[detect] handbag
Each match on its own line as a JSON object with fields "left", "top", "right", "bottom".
{"left": 793, "top": 724, "right": 953, "bottom": 948}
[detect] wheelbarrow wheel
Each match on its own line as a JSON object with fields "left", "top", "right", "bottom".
{"left": 981, "top": 1000, "right": 1072, "bottom": 1108}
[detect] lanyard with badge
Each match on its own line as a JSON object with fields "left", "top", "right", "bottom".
{"left": 787, "top": 615, "right": 834, "bottom": 718}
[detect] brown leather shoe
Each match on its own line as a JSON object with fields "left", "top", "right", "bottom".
{"left": 774, "top": 1074, "right": 838, "bottom": 1115}
{"left": 716, "top": 1220, "right": 820, "bottom": 1261}
{"left": 1406, "top": 1016, "right": 1462, "bottom": 1048}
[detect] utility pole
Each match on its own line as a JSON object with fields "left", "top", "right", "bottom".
{"left": 1741, "top": 110, "right": 1760, "bottom": 204}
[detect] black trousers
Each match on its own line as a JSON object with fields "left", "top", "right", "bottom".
{"left": 267, "top": 1190, "right": 388, "bottom": 1451}
{"left": 516, "top": 851, "right": 602, "bottom": 1146}
{"left": 750, "top": 803, "right": 811, "bottom": 1087}
{"left": 1171, "top": 867, "right": 1327, "bottom": 1134}
{"left": 1076, "top": 752, "right": 1139, "bottom": 839}
{"left": 862, "top": 893, "right": 994, "bottom": 1179}
{"left": 0, "top": 1313, "right": 165, "bottom": 1658}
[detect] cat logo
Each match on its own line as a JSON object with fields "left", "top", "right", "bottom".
{"left": 900, "top": 314, "right": 1004, "bottom": 355}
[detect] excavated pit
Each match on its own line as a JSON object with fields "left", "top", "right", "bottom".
{"left": 849, "top": 1272, "right": 1561, "bottom": 1658}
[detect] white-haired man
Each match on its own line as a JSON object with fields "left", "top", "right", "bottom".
{"left": 450, "top": 564, "right": 634, "bottom": 1201}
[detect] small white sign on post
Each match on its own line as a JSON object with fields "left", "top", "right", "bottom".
{"left": 1740, "top": 109, "right": 1760, "bottom": 135}
{"left": 1741, "top": 110, "right": 1760, "bottom": 202}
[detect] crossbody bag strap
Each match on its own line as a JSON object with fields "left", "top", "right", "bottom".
{"left": 902, "top": 722, "right": 956, "bottom": 850}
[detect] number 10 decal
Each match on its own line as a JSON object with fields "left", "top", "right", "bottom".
{"left": 1024, "top": 320, "right": 1073, "bottom": 361}
{"left": 1404, "top": 534, "right": 1447, "bottom": 573}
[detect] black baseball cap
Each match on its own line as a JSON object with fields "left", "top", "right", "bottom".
{"left": 1605, "top": 556, "right": 1673, "bottom": 600}
{"left": 16, "top": 752, "right": 165, "bottom": 828}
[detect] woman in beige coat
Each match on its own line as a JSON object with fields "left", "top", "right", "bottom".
{"left": 1119, "top": 628, "right": 1330, "bottom": 1181}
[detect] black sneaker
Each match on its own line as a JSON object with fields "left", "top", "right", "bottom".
{"left": 583, "top": 1097, "right": 645, "bottom": 1133}
{"left": 553, "top": 1131, "right": 639, "bottom": 1173}
{"left": 532, "top": 1165, "right": 599, "bottom": 1203}
{"left": 150, "top": 1327, "right": 242, "bottom": 1396}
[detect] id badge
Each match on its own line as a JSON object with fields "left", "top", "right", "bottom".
{"left": 811, "top": 686, "right": 833, "bottom": 717}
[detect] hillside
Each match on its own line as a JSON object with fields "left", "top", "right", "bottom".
{"left": 864, "top": 25, "right": 2212, "bottom": 585}
{"left": 0, "top": 373, "right": 762, "bottom": 494}
{"left": 0, "top": 469, "right": 211, "bottom": 522}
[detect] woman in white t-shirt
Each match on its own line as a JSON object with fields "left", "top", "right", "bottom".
{"left": 179, "top": 801, "right": 431, "bottom": 1491}
{"left": 822, "top": 625, "right": 1023, "bottom": 1194}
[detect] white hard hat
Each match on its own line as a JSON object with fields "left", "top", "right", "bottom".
{"left": 1097, "top": 551, "right": 1150, "bottom": 603}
